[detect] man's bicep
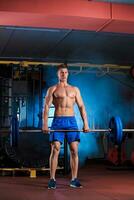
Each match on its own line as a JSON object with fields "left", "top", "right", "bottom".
{"left": 44, "top": 88, "right": 54, "bottom": 107}
{"left": 75, "top": 87, "right": 84, "bottom": 107}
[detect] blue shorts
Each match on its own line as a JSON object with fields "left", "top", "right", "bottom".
{"left": 50, "top": 116, "right": 80, "bottom": 144}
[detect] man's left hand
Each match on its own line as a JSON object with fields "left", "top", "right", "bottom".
{"left": 83, "top": 126, "right": 90, "bottom": 133}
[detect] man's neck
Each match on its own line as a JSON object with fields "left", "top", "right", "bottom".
{"left": 58, "top": 81, "right": 68, "bottom": 87}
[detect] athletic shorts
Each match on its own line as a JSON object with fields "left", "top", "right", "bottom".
{"left": 50, "top": 116, "right": 80, "bottom": 144}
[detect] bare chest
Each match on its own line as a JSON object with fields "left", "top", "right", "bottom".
{"left": 53, "top": 87, "right": 76, "bottom": 98}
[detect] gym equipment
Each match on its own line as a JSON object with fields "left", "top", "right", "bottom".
{"left": 1, "top": 115, "right": 133, "bottom": 168}
{"left": 1, "top": 115, "right": 134, "bottom": 146}
{"left": 109, "top": 116, "right": 123, "bottom": 145}
{"left": 5, "top": 132, "right": 50, "bottom": 168}
{"left": 10, "top": 117, "right": 19, "bottom": 147}
{"left": 12, "top": 115, "right": 132, "bottom": 145}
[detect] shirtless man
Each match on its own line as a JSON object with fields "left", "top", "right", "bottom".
{"left": 43, "top": 64, "right": 89, "bottom": 189}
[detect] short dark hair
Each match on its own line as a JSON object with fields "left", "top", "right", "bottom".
{"left": 57, "top": 63, "right": 68, "bottom": 72}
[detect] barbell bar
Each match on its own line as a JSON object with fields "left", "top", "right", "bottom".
{"left": 19, "top": 129, "right": 111, "bottom": 133}
{"left": 0, "top": 128, "right": 111, "bottom": 133}
{"left": 122, "top": 129, "right": 134, "bottom": 132}
{"left": 1, "top": 128, "right": 134, "bottom": 133}
{"left": 19, "top": 129, "right": 134, "bottom": 133}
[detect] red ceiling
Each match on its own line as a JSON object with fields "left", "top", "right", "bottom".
{"left": 0, "top": 0, "right": 134, "bottom": 34}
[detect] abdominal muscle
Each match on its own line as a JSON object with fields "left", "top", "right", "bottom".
{"left": 53, "top": 97, "right": 75, "bottom": 116}
{"left": 54, "top": 107, "right": 74, "bottom": 116}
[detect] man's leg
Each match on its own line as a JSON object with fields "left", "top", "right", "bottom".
{"left": 69, "top": 141, "right": 79, "bottom": 180}
{"left": 69, "top": 141, "right": 82, "bottom": 188}
{"left": 48, "top": 141, "right": 61, "bottom": 189}
{"left": 49, "top": 141, "right": 61, "bottom": 179}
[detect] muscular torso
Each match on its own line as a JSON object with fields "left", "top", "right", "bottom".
{"left": 52, "top": 84, "right": 76, "bottom": 116}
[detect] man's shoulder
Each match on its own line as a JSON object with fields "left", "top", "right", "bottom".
{"left": 71, "top": 86, "right": 79, "bottom": 91}
{"left": 68, "top": 85, "right": 80, "bottom": 93}
{"left": 68, "top": 84, "right": 77, "bottom": 89}
{"left": 47, "top": 85, "right": 57, "bottom": 93}
{"left": 49, "top": 85, "right": 57, "bottom": 89}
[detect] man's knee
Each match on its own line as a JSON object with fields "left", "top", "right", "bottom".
{"left": 70, "top": 142, "right": 78, "bottom": 157}
{"left": 52, "top": 143, "right": 60, "bottom": 155}
{"left": 70, "top": 148, "right": 78, "bottom": 158}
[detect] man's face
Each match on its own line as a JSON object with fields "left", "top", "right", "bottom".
{"left": 57, "top": 68, "right": 69, "bottom": 82}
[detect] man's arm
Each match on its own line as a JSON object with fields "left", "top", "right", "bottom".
{"left": 75, "top": 87, "right": 89, "bottom": 132}
{"left": 43, "top": 86, "right": 54, "bottom": 133}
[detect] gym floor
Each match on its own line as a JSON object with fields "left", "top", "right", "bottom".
{"left": 0, "top": 162, "right": 134, "bottom": 200}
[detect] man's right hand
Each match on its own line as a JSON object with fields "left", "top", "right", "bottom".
{"left": 43, "top": 126, "right": 49, "bottom": 134}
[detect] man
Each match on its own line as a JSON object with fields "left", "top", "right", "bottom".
{"left": 43, "top": 64, "right": 89, "bottom": 189}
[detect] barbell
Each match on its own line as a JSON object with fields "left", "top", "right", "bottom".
{"left": 2, "top": 115, "right": 133, "bottom": 168}
{"left": 1, "top": 116, "right": 134, "bottom": 146}
{"left": 8, "top": 116, "right": 134, "bottom": 146}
